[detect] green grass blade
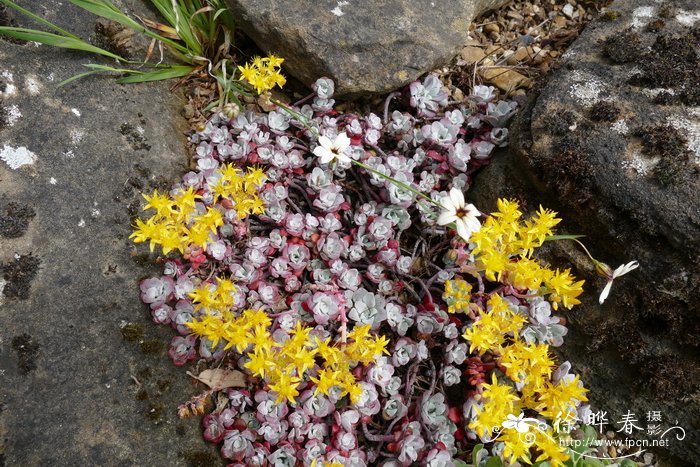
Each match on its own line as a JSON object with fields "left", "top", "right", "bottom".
{"left": 115, "top": 65, "right": 193, "bottom": 83}
{"left": 211, "top": 3, "right": 234, "bottom": 32}
{"left": 81, "top": 63, "right": 141, "bottom": 72}
{"left": 0, "top": 0, "right": 80, "bottom": 39}
{"left": 148, "top": 0, "right": 177, "bottom": 24}
{"left": 0, "top": 27, "right": 125, "bottom": 60}
{"left": 147, "top": 0, "right": 200, "bottom": 54}
{"left": 544, "top": 234, "right": 585, "bottom": 241}
{"left": 58, "top": 70, "right": 101, "bottom": 86}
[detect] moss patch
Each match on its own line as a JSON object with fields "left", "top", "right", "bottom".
{"left": 181, "top": 450, "right": 221, "bottom": 467}
{"left": 1, "top": 254, "right": 40, "bottom": 300}
{"left": 0, "top": 102, "right": 8, "bottom": 129}
{"left": 92, "top": 19, "right": 136, "bottom": 60}
{"left": 634, "top": 125, "right": 694, "bottom": 187}
{"left": 545, "top": 133, "right": 595, "bottom": 202}
{"left": 599, "top": 9, "right": 620, "bottom": 21}
{"left": 140, "top": 338, "right": 166, "bottom": 355}
{"left": 137, "top": 367, "right": 153, "bottom": 380}
{"left": 156, "top": 379, "right": 172, "bottom": 393}
{"left": 629, "top": 28, "right": 700, "bottom": 106}
{"left": 119, "top": 122, "right": 151, "bottom": 152}
{"left": 0, "top": 201, "right": 35, "bottom": 238}
{"left": 645, "top": 19, "right": 665, "bottom": 33}
{"left": 542, "top": 110, "right": 577, "bottom": 136}
{"left": 588, "top": 101, "right": 620, "bottom": 122}
{"left": 11, "top": 333, "right": 40, "bottom": 375}
{"left": 120, "top": 323, "right": 144, "bottom": 342}
{"left": 602, "top": 29, "right": 641, "bottom": 63}
{"left": 144, "top": 402, "right": 163, "bottom": 421}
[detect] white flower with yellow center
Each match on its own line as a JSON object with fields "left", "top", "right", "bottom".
{"left": 313, "top": 132, "right": 351, "bottom": 164}
{"left": 437, "top": 188, "right": 481, "bottom": 242}
{"left": 597, "top": 260, "right": 639, "bottom": 304}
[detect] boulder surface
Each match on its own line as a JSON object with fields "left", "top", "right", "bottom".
{"left": 0, "top": 0, "right": 221, "bottom": 464}
{"left": 227, "top": 0, "right": 510, "bottom": 96}
{"left": 472, "top": 0, "right": 700, "bottom": 463}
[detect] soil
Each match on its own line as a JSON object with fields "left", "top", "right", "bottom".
{"left": 451, "top": 0, "right": 614, "bottom": 95}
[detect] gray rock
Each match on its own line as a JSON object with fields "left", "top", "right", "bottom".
{"left": 472, "top": 0, "right": 699, "bottom": 464}
{"left": 227, "top": 0, "right": 510, "bottom": 96}
{"left": 0, "top": 1, "right": 221, "bottom": 465}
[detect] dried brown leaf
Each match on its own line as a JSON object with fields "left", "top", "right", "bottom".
{"left": 188, "top": 369, "right": 246, "bottom": 390}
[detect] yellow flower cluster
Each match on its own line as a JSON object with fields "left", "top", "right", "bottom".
{"left": 469, "top": 372, "right": 579, "bottom": 466}
{"left": 462, "top": 295, "right": 526, "bottom": 354}
{"left": 470, "top": 373, "right": 521, "bottom": 439}
{"left": 443, "top": 278, "right": 473, "bottom": 314}
{"left": 186, "top": 307, "right": 389, "bottom": 405}
{"left": 185, "top": 307, "right": 269, "bottom": 351}
{"left": 130, "top": 165, "right": 265, "bottom": 255}
{"left": 499, "top": 341, "right": 555, "bottom": 407}
{"left": 537, "top": 374, "right": 589, "bottom": 421}
{"left": 470, "top": 199, "right": 585, "bottom": 310}
{"left": 463, "top": 294, "right": 589, "bottom": 465}
{"left": 189, "top": 277, "right": 236, "bottom": 311}
{"left": 499, "top": 425, "right": 570, "bottom": 466}
{"left": 237, "top": 55, "right": 286, "bottom": 94}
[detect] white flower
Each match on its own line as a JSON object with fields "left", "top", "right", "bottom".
{"left": 437, "top": 188, "right": 481, "bottom": 241}
{"left": 598, "top": 260, "right": 639, "bottom": 304}
{"left": 312, "top": 132, "right": 351, "bottom": 164}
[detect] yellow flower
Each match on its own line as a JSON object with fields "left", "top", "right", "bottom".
{"left": 501, "top": 428, "right": 534, "bottom": 464}
{"left": 130, "top": 218, "right": 161, "bottom": 252}
{"left": 311, "top": 367, "right": 340, "bottom": 396}
{"left": 172, "top": 186, "right": 201, "bottom": 213}
{"left": 287, "top": 346, "right": 318, "bottom": 375}
{"left": 182, "top": 223, "right": 211, "bottom": 249}
{"left": 344, "top": 381, "right": 364, "bottom": 404}
{"left": 545, "top": 269, "right": 585, "bottom": 310}
{"left": 185, "top": 313, "right": 226, "bottom": 348}
{"left": 141, "top": 189, "right": 174, "bottom": 219}
{"left": 469, "top": 373, "right": 521, "bottom": 438}
{"left": 241, "top": 308, "right": 272, "bottom": 327}
{"left": 237, "top": 55, "right": 286, "bottom": 94}
{"left": 499, "top": 341, "right": 555, "bottom": 395}
{"left": 266, "top": 54, "right": 284, "bottom": 68}
{"left": 534, "top": 429, "right": 570, "bottom": 466}
{"left": 243, "top": 348, "right": 270, "bottom": 378}
{"left": 463, "top": 295, "right": 526, "bottom": 354}
{"left": 194, "top": 207, "right": 224, "bottom": 234}
{"left": 536, "top": 375, "right": 589, "bottom": 420}
{"left": 268, "top": 370, "right": 301, "bottom": 404}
